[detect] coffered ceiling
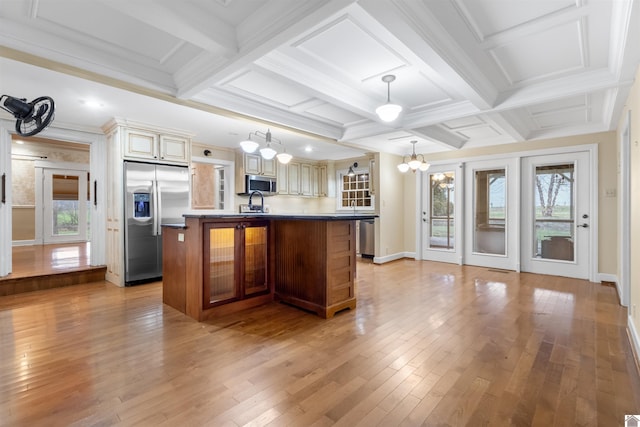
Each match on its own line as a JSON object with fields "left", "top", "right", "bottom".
{"left": 0, "top": 0, "right": 638, "bottom": 160}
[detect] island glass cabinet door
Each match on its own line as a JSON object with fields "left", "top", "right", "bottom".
{"left": 203, "top": 221, "right": 269, "bottom": 308}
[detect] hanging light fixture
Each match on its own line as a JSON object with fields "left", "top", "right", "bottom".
{"left": 376, "top": 74, "right": 403, "bottom": 122}
{"left": 347, "top": 162, "right": 358, "bottom": 177}
{"left": 239, "top": 129, "right": 292, "bottom": 164}
{"left": 239, "top": 134, "right": 259, "bottom": 153}
{"left": 397, "top": 140, "right": 430, "bottom": 173}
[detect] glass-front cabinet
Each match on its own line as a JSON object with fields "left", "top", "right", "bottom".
{"left": 203, "top": 220, "right": 269, "bottom": 308}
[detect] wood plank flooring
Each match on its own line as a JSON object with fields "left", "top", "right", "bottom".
{"left": 0, "top": 259, "right": 638, "bottom": 426}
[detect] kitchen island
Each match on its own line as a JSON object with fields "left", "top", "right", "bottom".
{"left": 162, "top": 213, "right": 377, "bottom": 321}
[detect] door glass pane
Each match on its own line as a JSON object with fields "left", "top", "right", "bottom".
{"left": 52, "top": 174, "right": 79, "bottom": 236}
{"left": 429, "top": 172, "right": 455, "bottom": 249}
{"left": 244, "top": 226, "right": 267, "bottom": 295}
{"left": 474, "top": 169, "right": 506, "bottom": 255}
{"left": 535, "top": 164, "right": 575, "bottom": 261}
{"left": 209, "top": 227, "right": 237, "bottom": 303}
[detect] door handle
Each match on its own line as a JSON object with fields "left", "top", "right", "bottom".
{"left": 577, "top": 223, "right": 588, "bottom": 228}
{"left": 1, "top": 173, "right": 5, "bottom": 204}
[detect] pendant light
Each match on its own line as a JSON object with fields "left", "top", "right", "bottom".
{"left": 239, "top": 129, "right": 292, "bottom": 164}
{"left": 376, "top": 75, "right": 402, "bottom": 122}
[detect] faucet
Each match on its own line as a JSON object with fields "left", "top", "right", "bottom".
{"left": 248, "top": 190, "right": 264, "bottom": 213}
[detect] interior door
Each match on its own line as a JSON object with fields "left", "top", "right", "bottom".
{"left": 43, "top": 169, "right": 89, "bottom": 243}
{"left": 520, "top": 151, "right": 591, "bottom": 279}
{"left": 464, "top": 158, "right": 519, "bottom": 270}
{"left": 420, "top": 164, "right": 462, "bottom": 264}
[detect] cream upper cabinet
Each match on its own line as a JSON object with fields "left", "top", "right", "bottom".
{"left": 300, "top": 163, "right": 312, "bottom": 196}
{"left": 243, "top": 153, "right": 276, "bottom": 177}
{"left": 276, "top": 161, "right": 326, "bottom": 197}
{"left": 124, "top": 128, "right": 190, "bottom": 164}
{"left": 313, "top": 165, "right": 327, "bottom": 197}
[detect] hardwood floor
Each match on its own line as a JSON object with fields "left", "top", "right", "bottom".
{"left": 0, "top": 243, "right": 105, "bottom": 296}
{"left": 9, "top": 242, "right": 92, "bottom": 278}
{"left": 0, "top": 259, "right": 638, "bottom": 426}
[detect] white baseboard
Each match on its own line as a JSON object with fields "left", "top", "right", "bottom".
{"left": 597, "top": 273, "right": 617, "bottom": 283}
{"left": 373, "top": 252, "right": 414, "bottom": 264}
{"left": 628, "top": 316, "right": 640, "bottom": 369}
{"left": 12, "top": 240, "right": 36, "bottom": 246}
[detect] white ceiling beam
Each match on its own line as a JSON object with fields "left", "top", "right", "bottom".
{"left": 485, "top": 111, "right": 531, "bottom": 142}
{"left": 176, "top": 0, "right": 356, "bottom": 99}
{"left": 97, "top": 0, "right": 237, "bottom": 55}
{"left": 411, "top": 126, "right": 467, "bottom": 150}
{"left": 358, "top": 0, "right": 499, "bottom": 111}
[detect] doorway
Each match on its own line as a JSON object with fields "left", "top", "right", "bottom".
{"left": 520, "top": 152, "right": 591, "bottom": 279}
{"left": 420, "top": 164, "right": 462, "bottom": 264}
{"left": 41, "top": 168, "right": 90, "bottom": 243}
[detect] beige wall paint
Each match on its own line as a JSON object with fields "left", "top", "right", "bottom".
{"left": 376, "top": 152, "right": 406, "bottom": 257}
{"left": 403, "top": 131, "right": 618, "bottom": 274}
{"left": 618, "top": 66, "right": 640, "bottom": 338}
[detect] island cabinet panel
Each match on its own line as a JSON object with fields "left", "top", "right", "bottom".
{"left": 203, "top": 221, "right": 269, "bottom": 308}
{"left": 273, "top": 219, "right": 357, "bottom": 318}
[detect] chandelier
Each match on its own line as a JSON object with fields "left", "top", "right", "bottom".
{"left": 397, "top": 140, "right": 430, "bottom": 173}
{"left": 239, "top": 129, "right": 292, "bottom": 164}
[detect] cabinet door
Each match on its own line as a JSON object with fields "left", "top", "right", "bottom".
{"left": 243, "top": 223, "right": 268, "bottom": 296}
{"left": 159, "top": 135, "right": 189, "bottom": 163}
{"left": 318, "top": 165, "right": 327, "bottom": 197}
{"left": 124, "top": 129, "right": 158, "bottom": 160}
{"left": 245, "top": 153, "right": 262, "bottom": 175}
{"left": 261, "top": 158, "right": 277, "bottom": 177}
{"left": 300, "top": 163, "right": 312, "bottom": 196}
{"left": 288, "top": 163, "right": 301, "bottom": 195}
{"left": 204, "top": 224, "right": 240, "bottom": 307}
{"left": 277, "top": 162, "right": 289, "bottom": 194}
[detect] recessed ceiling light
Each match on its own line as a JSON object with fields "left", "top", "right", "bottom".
{"left": 81, "top": 99, "right": 103, "bottom": 109}
{"left": 15, "top": 140, "right": 24, "bottom": 144}
{"left": 305, "top": 146, "right": 312, "bottom": 152}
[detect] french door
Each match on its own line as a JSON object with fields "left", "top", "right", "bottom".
{"left": 42, "top": 169, "right": 89, "bottom": 243}
{"left": 420, "top": 164, "right": 462, "bottom": 264}
{"left": 464, "top": 158, "right": 519, "bottom": 270}
{"left": 520, "top": 152, "right": 591, "bottom": 279}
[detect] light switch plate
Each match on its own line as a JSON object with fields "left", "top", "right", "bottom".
{"left": 178, "top": 233, "right": 184, "bottom": 242}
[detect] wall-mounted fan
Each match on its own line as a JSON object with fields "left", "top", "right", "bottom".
{"left": 0, "top": 95, "right": 55, "bottom": 137}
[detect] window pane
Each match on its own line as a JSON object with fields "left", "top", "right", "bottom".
{"left": 429, "top": 172, "right": 455, "bottom": 249}
{"left": 52, "top": 174, "right": 80, "bottom": 236}
{"left": 535, "top": 164, "right": 575, "bottom": 261}
{"left": 474, "top": 169, "right": 505, "bottom": 255}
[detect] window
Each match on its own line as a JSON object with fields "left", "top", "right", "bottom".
{"left": 338, "top": 170, "right": 372, "bottom": 209}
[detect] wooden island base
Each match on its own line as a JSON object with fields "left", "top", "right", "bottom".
{"left": 162, "top": 214, "right": 374, "bottom": 321}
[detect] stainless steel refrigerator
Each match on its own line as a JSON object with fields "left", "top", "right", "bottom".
{"left": 124, "top": 161, "right": 189, "bottom": 285}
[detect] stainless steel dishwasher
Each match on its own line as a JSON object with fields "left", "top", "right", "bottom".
{"left": 359, "top": 219, "right": 375, "bottom": 258}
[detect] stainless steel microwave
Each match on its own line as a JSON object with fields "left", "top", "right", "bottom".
{"left": 242, "top": 174, "right": 277, "bottom": 195}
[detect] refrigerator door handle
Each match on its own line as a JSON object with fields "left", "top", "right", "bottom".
{"left": 156, "top": 182, "right": 162, "bottom": 236}
{"left": 152, "top": 180, "right": 159, "bottom": 236}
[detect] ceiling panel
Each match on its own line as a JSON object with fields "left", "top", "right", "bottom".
{"left": 0, "top": 0, "right": 636, "bottom": 159}
{"left": 295, "top": 17, "right": 407, "bottom": 81}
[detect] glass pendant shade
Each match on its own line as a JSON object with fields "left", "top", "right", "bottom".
{"left": 259, "top": 146, "right": 277, "bottom": 160}
{"left": 419, "top": 161, "right": 431, "bottom": 172}
{"left": 397, "top": 163, "right": 410, "bottom": 173}
{"left": 408, "top": 157, "right": 422, "bottom": 170}
{"left": 276, "top": 152, "right": 292, "bottom": 164}
{"left": 376, "top": 103, "right": 402, "bottom": 122}
{"left": 240, "top": 139, "right": 259, "bottom": 153}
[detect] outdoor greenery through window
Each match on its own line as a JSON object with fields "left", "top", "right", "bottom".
{"left": 534, "top": 163, "right": 574, "bottom": 261}
{"left": 429, "top": 172, "right": 455, "bottom": 249}
{"left": 340, "top": 171, "right": 371, "bottom": 209}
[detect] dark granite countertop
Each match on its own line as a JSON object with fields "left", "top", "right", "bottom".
{"left": 178, "top": 213, "right": 378, "bottom": 221}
